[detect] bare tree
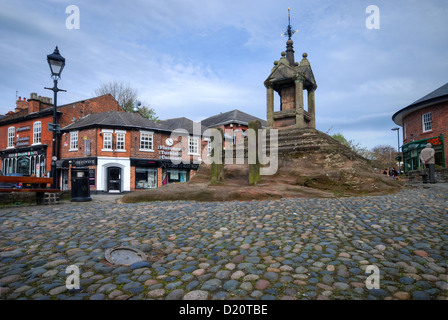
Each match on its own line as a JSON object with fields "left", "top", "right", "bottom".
{"left": 94, "top": 80, "right": 158, "bottom": 121}
{"left": 370, "top": 144, "right": 399, "bottom": 169}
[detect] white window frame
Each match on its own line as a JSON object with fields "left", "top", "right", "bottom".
{"left": 33, "top": 121, "right": 42, "bottom": 145}
{"left": 7, "top": 127, "right": 15, "bottom": 148}
{"left": 70, "top": 131, "right": 79, "bottom": 151}
{"left": 188, "top": 136, "right": 200, "bottom": 155}
{"left": 422, "top": 112, "right": 432, "bottom": 133}
{"left": 115, "top": 130, "right": 126, "bottom": 152}
{"left": 102, "top": 129, "right": 113, "bottom": 151}
{"left": 403, "top": 122, "right": 407, "bottom": 140}
{"left": 139, "top": 130, "right": 154, "bottom": 152}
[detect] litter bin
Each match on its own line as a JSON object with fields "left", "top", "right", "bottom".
{"left": 71, "top": 167, "right": 92, "bottom": 202}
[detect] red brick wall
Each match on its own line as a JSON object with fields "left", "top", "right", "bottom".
{"left": 58, "top": 94, "right": 122, "bottom": 128}
{"left": 215, "top": 123, "right": 248, "bottom": 147}
{"left": 402, "top": 102, "right": 448, "bottom": 166}
{"left": 60, "top": 128, "right": 99, "bottom": 159}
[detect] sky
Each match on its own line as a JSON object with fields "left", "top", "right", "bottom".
{"left": 1, "top": 0, "right": 447, "bottom": 150}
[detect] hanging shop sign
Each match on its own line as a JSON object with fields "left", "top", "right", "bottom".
{"left": 16, "top": 126, "right": 30, "bottom": 132}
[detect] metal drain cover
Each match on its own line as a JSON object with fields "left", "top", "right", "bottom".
{"left": 105, "top": 246, "right": 147, "bottom": 266}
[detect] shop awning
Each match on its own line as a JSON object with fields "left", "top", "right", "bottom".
{"left": 56, "top": 159, "right": 70, "bottom": 168}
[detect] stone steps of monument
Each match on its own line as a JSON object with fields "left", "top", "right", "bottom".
{"left": 263, "top": 128, "right": 361, "bottom": 157}
{"left": 229, "top": 128, "right": 366, "bottom": 162}
{"left": 262, "top": 129, "right": 332, "bottom": 151}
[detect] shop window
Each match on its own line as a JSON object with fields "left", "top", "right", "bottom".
{"left": 17, "top": 156, "right": 30, "bottom": 175}
{"left": 136, "top": 168, "right": 157, "bottom": 189}
{"left": 422, "top": 112, "right": 432, "bottom": 132}
{"left": 7, "top": 127, "right": 15, "bottom": 148}
{"left": 162, "top": 169, "right": 188, "bottom": 185}
{"left": 89, "top": 169, "right": 96, "bottom": 186}
{"left": 33, "top": 121, "right": 41, "bottom": 145}
{"left": 70, "top": 131, "right": 78, "bottom": 150}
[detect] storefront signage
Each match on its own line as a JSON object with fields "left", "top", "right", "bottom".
{"left": 164, "top": 162, "right": 199, "bottom": 170}
{"left": 158, "top": 145, "right": 182, "bottom": 161}
{"left": 16, "top": 126, "right": 30, "bottom": 132}
{"left": 71, "top": 157, "right": 97, "bottom": 167}
{"left": 402, "top": 135, "right": 443, "bottom": 153}
{"left": 7, "top": 150, "right": 38, "bottom": 158}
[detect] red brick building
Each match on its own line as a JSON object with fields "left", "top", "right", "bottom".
{"left": 60, "top": 111, "right": 210, "bottom": 192}
{"left": 1, "top": 93, "right": 266, "bottom": 193}
{"left": 0, "top": 93, "right": 121, "bottom": 182}
{"left": 201, "top": 109, "right": 266, "bottom": 148}
{"left": 392, "top": 82, "right": 448, "bottom": 172}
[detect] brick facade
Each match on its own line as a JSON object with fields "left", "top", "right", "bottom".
{"left": 403, "top": 102, "right": 448, "bottom": 160}
{"left": 2, "top": 92, "right": 215, "bottom": 193}
{"left": 59, "top": 118, "right": 208, "bottom": 192}
{"left": 0, "top": 113, "right": 54, "bottom": 176}
{"left": 58, "top": 94, "right": 122, "bottom": 127}
{"left": 402, "top": 102, "right": 448, "bottom": 168}
{"left": 0, "top": 93, "right": 122, "bottom": 180}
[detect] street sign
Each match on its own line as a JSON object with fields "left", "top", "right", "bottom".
{"left": 48, "top": 123, "right": 61, "bottom": 133}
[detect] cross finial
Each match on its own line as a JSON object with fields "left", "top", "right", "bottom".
{"left": 282, "top": 7, "right": 298, "bottom": 40}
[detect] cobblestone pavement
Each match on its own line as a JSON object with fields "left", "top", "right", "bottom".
{"left": 0, "top": 185, "right": 447, "bottom": 300}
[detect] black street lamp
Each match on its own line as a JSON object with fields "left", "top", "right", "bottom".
{"left": 45, "top": 46, "right": 66, "bottom": 189}
{"left": 391, "top": 127, "right": 401, "bottom": 175}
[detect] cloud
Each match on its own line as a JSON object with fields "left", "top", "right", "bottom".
{"left": 0, "top": 0, "right": 447, "bottom": 153}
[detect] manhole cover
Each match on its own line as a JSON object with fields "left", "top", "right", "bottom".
{"left": 105, "top": 246, "right": 147, "bottom": 266}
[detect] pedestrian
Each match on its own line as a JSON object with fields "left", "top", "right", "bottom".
{"left": 420, "top": 143, "right": 436, "bottom": 184}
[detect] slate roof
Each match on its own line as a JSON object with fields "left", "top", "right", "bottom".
{"left": 61, "top": 111, "right": 161, "bottom": 131}
{"left": 392, "top": 82, "right": 448, "bottom": 126}
{"left": 201, "top": 109, "right": 267, "bottom": 128}
{"left": 157, "top": 117, "right": 210, "bottom": 135}
{"left": 61, "top": 111, "right": 208, "bottom": 135}
{"left": 410, "top": 82, "right": 448, "bottom": 106}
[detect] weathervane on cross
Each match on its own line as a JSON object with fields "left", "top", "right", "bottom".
{"left": 281, "top": 8, "right": 299, "bottom": 40}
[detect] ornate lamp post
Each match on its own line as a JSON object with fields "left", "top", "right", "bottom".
{"left": 45, "top": 46, "right": 66, "bottom": 189}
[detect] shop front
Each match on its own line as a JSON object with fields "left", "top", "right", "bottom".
{"left": 402, "top": 134, "right": 445, "bottom": 173}
{"left": 1, "top": 145, "right": 47, "bottom": 177}
{"left": 131, "top": 158, "right": 199, "bottom": 189}
{"left": 161, "top": 162, "right": 197, "bottom": 186}
{"left": 97, "top": 157, "right": 131, "bottom": 193}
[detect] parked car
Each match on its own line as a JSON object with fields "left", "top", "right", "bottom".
{"left": 0, "top": 173, "right": 24, "bottom": 189}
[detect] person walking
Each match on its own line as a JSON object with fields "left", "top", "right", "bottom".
{"left": 420, "top": 143, "right": 436, "bottom": 184}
